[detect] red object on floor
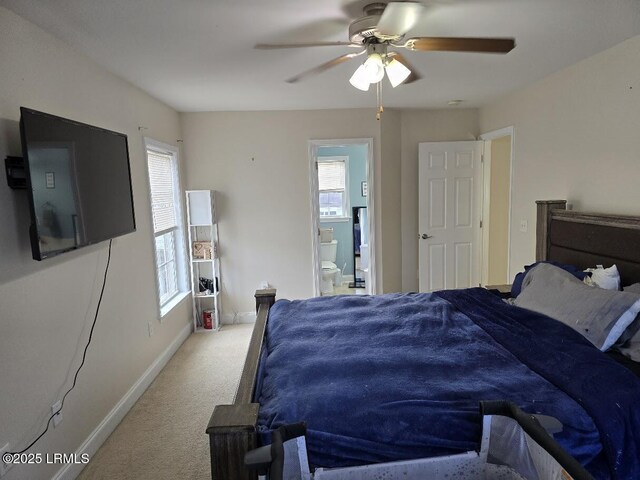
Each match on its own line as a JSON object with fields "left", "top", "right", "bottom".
{"left": 203, "top": 310, "right": 213, "bottom": 329}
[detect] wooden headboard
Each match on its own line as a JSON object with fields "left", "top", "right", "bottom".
{"left": 536, "top": 200, "right": 640, "bottom": 286}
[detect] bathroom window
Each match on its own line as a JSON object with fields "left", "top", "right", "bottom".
{"left": 318, "top": 156, "right": 349, "bottom": 220}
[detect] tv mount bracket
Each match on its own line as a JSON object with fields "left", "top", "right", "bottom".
{"left": 5, "top": 156, "right": 26, "bottom": 189}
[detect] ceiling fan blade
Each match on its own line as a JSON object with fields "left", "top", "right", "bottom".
{"left": 387, "top": 52, "right": 422, "bottom": 84}
{"left": 286, "top": 50, "right": 366, "bottom": 83}
{"left": 403, "top": 37, "right": 516, "bottom": 53}
{"left": 376, "top": 2, "right": 424, "bottom": 38}
{"left": 255, "top": 41, "right": 361, "bottom": 50}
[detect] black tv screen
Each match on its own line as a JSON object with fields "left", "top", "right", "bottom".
{"left": 20, "top": 108, "right": 136, "bottom": 260}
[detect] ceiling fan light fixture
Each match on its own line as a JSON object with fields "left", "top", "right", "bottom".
{"left": 349, "top": 64, "right": 371, "bottom": 91}
{"left": 363, "top": 53, "right": 385, "bottom": 83}
{"left": 385, "top": 58, "right": 411, "bottom": 88}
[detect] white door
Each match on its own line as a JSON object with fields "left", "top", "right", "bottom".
{"left": 418, "top": 141, "right": 483, "bottom": 292}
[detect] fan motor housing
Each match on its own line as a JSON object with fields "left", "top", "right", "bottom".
{"left": 349, "top": 2, "right": 405, "bottom": 44}
{"left": 349, "top": 15, "right": 382, "bottom": 43}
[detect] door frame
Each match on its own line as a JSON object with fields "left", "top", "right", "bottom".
{"left": 308, "top": 138, "right": 377, "bottom": 296}
{"left": 479, "top": 126, "right": 515, "bottom": 285}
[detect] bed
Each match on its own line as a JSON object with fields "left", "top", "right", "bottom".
{"left": 207, "top": 199, "right": 640, "bottom": 480}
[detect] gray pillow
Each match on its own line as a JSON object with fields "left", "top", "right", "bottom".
{"left": 616, "top": 315, "right": 640, "bottom": 347}
{"left": 624, "top": 283, "right": 640, "bottom": 294}
{"left": 513, "top": 263, "right": 640, "bottom": 350}
{"left": 613, "top": 284, "right": 640, "bottom": 359}
{"left": 616, "top": 324, "right": 640, "bottom": 362}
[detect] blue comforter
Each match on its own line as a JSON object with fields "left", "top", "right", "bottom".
{"left": 254, "top": 289, "right": 640, "bottom": 479}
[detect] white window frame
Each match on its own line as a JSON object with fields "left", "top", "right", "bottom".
{"left": 155, "top": 230, "right": 179, "bottom": 305}
{"left": 318, "top": 155, "right": 350, "bottom": 222}
{"left": 144, "top": 138, "right": 189, "bottom": 320}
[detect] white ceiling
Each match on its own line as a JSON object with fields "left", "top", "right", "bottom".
{"left": 2, "top": 0, "right": 640, "bottom": 112}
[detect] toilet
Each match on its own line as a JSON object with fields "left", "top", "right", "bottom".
{"left": 320, "top": 230, "right": 340, "bottom": 294}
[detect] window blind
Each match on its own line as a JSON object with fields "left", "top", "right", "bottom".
{"left": 148, "top": 150, "right": 177, "bottom": 233}
{"left": 318, "top": 161, "right": 346, "bottom": 191}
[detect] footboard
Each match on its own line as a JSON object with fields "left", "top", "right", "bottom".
{"left": 206, "top": 288, "right": 276, "bottom": 480}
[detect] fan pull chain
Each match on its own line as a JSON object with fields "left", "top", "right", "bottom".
{"left": 376, "top": 81, "right": 384, "bottom": 120}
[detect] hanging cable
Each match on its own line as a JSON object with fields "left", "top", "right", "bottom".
{"left": 8, "top": 239, "right": 113, "bottom": 455}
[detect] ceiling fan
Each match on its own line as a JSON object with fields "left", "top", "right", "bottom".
{"left": 256, "top": 1, "right": 516, "bottom": 93}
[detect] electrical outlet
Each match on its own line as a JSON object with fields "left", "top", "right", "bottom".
{"left": 51, "top": 400, "right": 62, "bottom": 427}
{"left": 0, "top": 443, "right": 13, "bottom": 477}
{"left": 147, "top": 321, "right": 154, "bottom": 337}
{"left": 520, "top": 220, "right": 528, "bottom": 233}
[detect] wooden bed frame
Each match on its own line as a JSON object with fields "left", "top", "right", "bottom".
{"left": 536, "top": 200, "right": 640, "bottom": 285}
{"left": 207, "top": 200, "right": 640, "bottom": 480}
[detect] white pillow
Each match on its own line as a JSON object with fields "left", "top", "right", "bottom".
{"left": 584, "top": 264, "right": 621, "bottom": 290}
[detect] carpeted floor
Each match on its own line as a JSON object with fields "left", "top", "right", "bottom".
{"left": 77, "top": 324, "right": 253, "bottom": 480}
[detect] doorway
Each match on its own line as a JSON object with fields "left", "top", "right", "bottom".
{"left": 479, "top": 127, "right": 514, "bottom": 287}
{"left": 309, "top": 139, "right": 376, "bottom": 297}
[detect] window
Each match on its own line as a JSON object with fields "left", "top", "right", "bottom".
{"left": 318, "top": 156, "right": 349, "bottom": 220}
{"left": 146, "top": 141, "right": 188, "bottom": 316}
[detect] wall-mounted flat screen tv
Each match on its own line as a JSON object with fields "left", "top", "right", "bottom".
{"left": 20, "top": 107, "right": 136, "bottom": 260}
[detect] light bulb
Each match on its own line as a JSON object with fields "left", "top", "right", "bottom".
{"left": 385, "top": 58, "right": 411, "bottom": 88}
{"left": 349, "top": 64, "right": 370, "bottom": 91}
{"left": 363, "top": 53, "right": 385, "bottom": 83}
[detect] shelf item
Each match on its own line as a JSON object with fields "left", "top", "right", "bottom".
{"left": 193, "top": 241, "right": 213, "bottom": 259}
{"left": 195, "top": 290, "right": 219, "bottom": 298}
{"left": 186, "top": 190, "right": 221, "bottom": 332}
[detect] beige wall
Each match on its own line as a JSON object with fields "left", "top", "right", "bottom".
{"left": 0, "top": 8, "right": 189, "bottom": 479}
{"left": 180, "top": 109, "right": 388, "bottom": 314}
{"left": 400, "top": 109, "right": 480, "bottom": 292}
{"left": 480, "top": 34, "right": 640, "bottom": 280}
{"left": 380, "top": 110, "right": 403, "bottom": 292}
{"left": 180, "top": 108, "right": 480, "bottom": 312}
{"left": 487, "top": 136, "right": 511, "bottom": 285}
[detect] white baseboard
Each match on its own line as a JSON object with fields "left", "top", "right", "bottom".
{"left": 221, "top": 312, "right": 256, "bottom": 325}
{"left": 341, "top": 275, "right": 354, "bottom": 283}
{"left": 53, "top": 321, "right": 192, "bottom": 480}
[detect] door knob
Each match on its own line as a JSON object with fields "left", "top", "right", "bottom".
{"left": 420, "top": 234, "right": 433, "bottom": 239}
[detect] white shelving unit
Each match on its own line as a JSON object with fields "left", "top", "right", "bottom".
{"left": 186, "top": 190, "right": 221, "bottom": 331}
